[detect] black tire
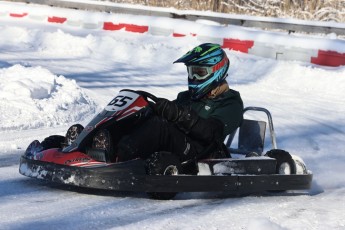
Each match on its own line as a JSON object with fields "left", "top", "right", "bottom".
{"left": 145, "top": 152, "right": 182, "bottom": 200}
{"left": 265, "top": 149, "right": 296, "bottom": 175}
{"left": 41, "top": 135, "right": 65, "bottom": 150}
{"left": 65, "top": 124, "right": 84, "bottom": 146}
{"left": 265, "top": 149, "right": 297, "bottom": 193}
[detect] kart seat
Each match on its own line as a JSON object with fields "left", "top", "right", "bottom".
{"left": 225, "top": 106, "right": 277, "bottom": 156}
{"left": 226, "top": 119, "right": 266, "bottom": 155}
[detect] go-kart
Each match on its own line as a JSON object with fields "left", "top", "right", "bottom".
{"left": 19, "top": 89, "right": 313, "bottom": 199}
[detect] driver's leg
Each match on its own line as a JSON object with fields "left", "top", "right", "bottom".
{"left": 116, "top": 116, "right": 201, "bottom": 162}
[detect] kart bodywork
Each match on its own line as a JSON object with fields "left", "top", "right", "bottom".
{"left": 19, "top": 90, "right": 312, "bottom": 199}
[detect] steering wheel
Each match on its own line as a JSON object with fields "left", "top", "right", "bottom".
{"left": 119, "top": 89, "right": 159, "bottom": 104}
{"left": 135, "top": 90, "right": 159, "bottom": 103}
{"left": 120, "top": 89, "right": 159, "bottom": 106}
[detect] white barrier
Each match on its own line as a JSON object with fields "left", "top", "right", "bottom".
{"left": 6, "top": 0, "right": 345, "bottom": 36}
{"left": 1, "top": 0, "right": 345, "bottom": 67}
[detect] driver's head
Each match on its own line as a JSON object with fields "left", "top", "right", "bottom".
{"left": 174, "top": 43, "right": 230, "bottom": 100}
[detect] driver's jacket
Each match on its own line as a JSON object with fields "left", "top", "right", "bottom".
{"left": 174, "top": 89, "right": 243, "bottom": 149}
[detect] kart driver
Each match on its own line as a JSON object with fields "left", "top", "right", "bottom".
{"left": 115, "top": 43, "right": 244, "bottom": 163}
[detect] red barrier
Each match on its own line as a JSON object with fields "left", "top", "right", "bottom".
{"left": 222, "top": 38, "right": 254, "bottom": 53}
{"left": 103, "top": 22, "right": 125, "bottom": 31}
{"left": 9, "top": 13, "right": 28, "bottom": 18}
{"left": 48, "top": 16, "right": 67, "bottom": 24}
{"left": 173, "top": 33, "right": 186, "bottom": 37}
{"left": 311, "top": 50, "right": 345, "bottom": 67}
{"left": 173, "top": 33, "right": 197, "bottom": 37}
{"left": 5, "top": 9, "right": 345, "bottom": 68}
{"left": 123, "top": 24, "right": 148, "bottom": 33}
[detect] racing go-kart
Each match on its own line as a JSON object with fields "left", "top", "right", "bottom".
{"left": 19, "top": 89, "right": 313, "bottom": 199}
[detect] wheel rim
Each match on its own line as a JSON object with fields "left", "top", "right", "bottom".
{"left": 278, "top": 162, "right": 291, "bottom": 174}
{"left": 163, "top": 165, "right": 178, "bottom": 176}
{"left": 93, "top": 130, "right": 110, "bottom": 152}
{"left": 66, "top": 125, "right": 83, "bottom": 145}
{"left": 67, "top": 127, "right": 79, "bottom": 144}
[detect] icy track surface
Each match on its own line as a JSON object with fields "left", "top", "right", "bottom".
{"left": 1, "top": 5, "right": 345, "bottom": 230}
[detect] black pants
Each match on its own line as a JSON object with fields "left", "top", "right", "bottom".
{"left": 116, "top": 116, "right": 204, "bottom": 162}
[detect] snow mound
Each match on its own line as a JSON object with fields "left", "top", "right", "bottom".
{"left": 37, "top": 29, "right": 96, "bottom": 57}
{"left": 0, "top": 64, "right": 96, "bottom": 130}
{"left": 0, "top": 26, "right": 32, "bottom": 46}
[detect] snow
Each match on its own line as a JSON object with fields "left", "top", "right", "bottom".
{"left": 1, "top": 1, "right": 345, "bottom": 53}
{"left": 0, "top": 1, "right": 345, "bottom": 229}
{"left": 0, "top": 64, "right": 96, "bottom": 131}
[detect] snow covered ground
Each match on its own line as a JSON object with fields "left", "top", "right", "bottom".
{"left": 0, "top": 2, "right": 345, "bottom": 229}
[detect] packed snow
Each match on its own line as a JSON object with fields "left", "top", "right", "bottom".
{"left": 0, "top": 1, "right": 345, "bottom": 230}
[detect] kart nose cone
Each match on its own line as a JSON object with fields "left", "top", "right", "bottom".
{"left": 24, "top": 140, "right": 43, "bottom": 159}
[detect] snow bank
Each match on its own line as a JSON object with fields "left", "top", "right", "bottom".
{"left": 0, "top": 64, "right": 96, "bottom": 130}
{"left": 37, "top": 29, "right": 96, "bottom": 57}
{"left": 0, "top": 26, "right": 32, "bottom": 46}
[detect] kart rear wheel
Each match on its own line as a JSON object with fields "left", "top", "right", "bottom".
{"left": 265, "top": 149, "right": 296, "bottom": 175}
{"left": 145, "top": 152, "right": 181, "bottom": 200}
{"left": 266, "top": 149, "right": 297, "bottom": 193}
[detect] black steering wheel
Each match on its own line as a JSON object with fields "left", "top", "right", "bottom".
{"left": 135, "top": 90, "right": 159, "bottom": 103}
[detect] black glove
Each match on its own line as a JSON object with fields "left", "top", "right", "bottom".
{"left": 175, "top": 106, "right": 199, "bottom": 134}
{"left": 154, "top": 98, "right": 180, "bottom": 121}
{"left": 154, "top": 98, "right": 200, "bottom": 135}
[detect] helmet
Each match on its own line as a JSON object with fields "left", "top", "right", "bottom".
{"left": 174, "top": 43, "right": 230, "bottom": 100}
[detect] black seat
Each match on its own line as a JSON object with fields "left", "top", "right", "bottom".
{"left": 225, "top": 106, "right": 277, "bottom": 156}
{"left": 226, "top": 119, "right": 266, "bottom": 155}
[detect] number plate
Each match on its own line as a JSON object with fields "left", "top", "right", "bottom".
{"left": 105, "top": 91, "right": 139, "bottom": 112}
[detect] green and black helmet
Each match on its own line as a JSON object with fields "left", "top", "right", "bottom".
{"left": 174, "top": 43, "right": 230, "bottom": 100}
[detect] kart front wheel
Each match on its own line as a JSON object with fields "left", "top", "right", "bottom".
{"left": 41, "top": 135, "right": 65, "bottom": 150}
{"left": 65, "top": 124, "right": 84, "bottom": 146}
{"left": 145, "top": 152, "right": 181, "bottom": 200}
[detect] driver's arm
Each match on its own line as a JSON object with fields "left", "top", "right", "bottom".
{"left": 154, "top": 99, "right": 225, "bottom": 144}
